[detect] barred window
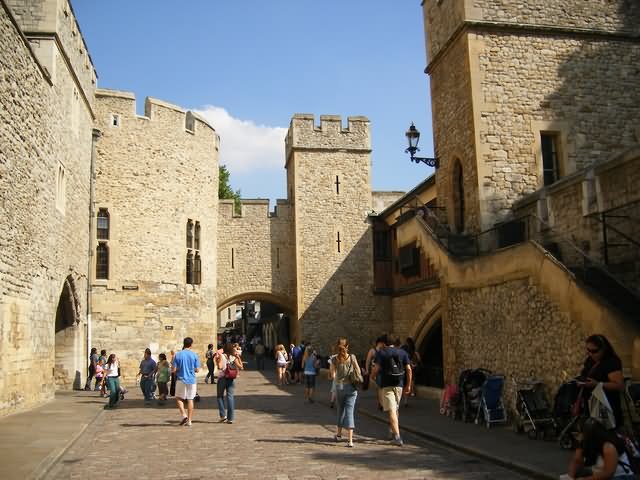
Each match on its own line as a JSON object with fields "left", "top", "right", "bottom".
{"left": 186, "top": 220, "right": 193, "bottom": 248}
{"left": 194, "top": 253, "right": 201, "bottom": 285}
{"left": 96, "top": 243, "right": 109, "bottom": 279}
{"left": 194, "top": 222, "right": 201, "bottom": 250}
{"left": 186, "top": 251, "right": 194, "bottom": 285}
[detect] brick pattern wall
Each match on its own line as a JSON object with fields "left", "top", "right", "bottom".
{"left": 0, "top": 2, "right": 92, "bottom": 415}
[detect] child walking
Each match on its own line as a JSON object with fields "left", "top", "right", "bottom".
{"left": 302, "top": 346, "right": 320, "bottom": 403}
{"left": 155, "top": 353, "right": 170, "bottom": 402}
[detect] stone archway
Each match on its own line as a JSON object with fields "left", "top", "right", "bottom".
{"left": 411, "top": 303, "right": 444, "bottom": 388}
{"left": 54, "top": 276, "right": 82, "bottom": 390}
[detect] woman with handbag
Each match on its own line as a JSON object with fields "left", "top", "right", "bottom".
{"left": 330, "top": 337, "right": 362, "bottom": 448}
{"left": 216, "top": 342, "right": 243, "bottom": 424}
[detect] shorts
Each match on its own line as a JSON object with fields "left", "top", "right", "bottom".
{"left": 381, "top": 386, "right": 403, "bottom": 412}
{"left": 304, "top": 374, "right": 316, "bottom": 388}
{"left": 175, "top": 380, "right": 197, "bottom": 400}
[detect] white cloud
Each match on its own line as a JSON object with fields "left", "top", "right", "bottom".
{"left": 195, "top": 105, "right": 287, "bottom": 173}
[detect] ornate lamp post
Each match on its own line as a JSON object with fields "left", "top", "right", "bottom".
{"left": 405, "top": 123, "right": 439, "bottom": 168}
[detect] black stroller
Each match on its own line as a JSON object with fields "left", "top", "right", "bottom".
{"left": 456, "top": 368, "right": 491, "bottom": 423}
{"left": 554, "top": 379, "right": 587, "bottom": 449}
{"left": 512, "top": 375, "right": 557, "bottom": 440}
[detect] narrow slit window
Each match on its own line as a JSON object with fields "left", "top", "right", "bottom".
{"left": 231, "top": 248, "right": 235, "bottom": 269}
{"left": 194, "top": 222, "right": 201, "bottom": 250}
{"left": 111, "top": 114, "right": 120, "bottom": 127}
{"left": 336, "top": 231, "right": 341, "bottom": 253}
{"left": 276, "top": 247, "right": 280, "bottom": 269}
{"left": 96, "top": 243, "right": 109, "bottom": 279}
{"left": 194, "top": 253, "right": 201, "bottom": 285}
{"left": 340, "top": 284, "right": 345, "bottom": 305}
{"left": 335, "top": 175, "right": 341, "bottom": 194}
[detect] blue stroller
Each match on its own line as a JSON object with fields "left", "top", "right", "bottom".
{"left": 475, "top": 374, "right": 508, "bottom": 428}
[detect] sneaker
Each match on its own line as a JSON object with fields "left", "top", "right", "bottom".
{"left": 218, "top": 417, "right": 227, "bottom": 423}
{"left": 205, "top": 378, "right": 209, "bottom": 384}
{"left": 391, "top": 436, "right": 403, "bottom": 446}
{"left": 186, "top": 421, "right": 193, "bottom": 427}
{"left": 226, "top": 420, "right": 233, "bottom": 424}
{"left": 347, "top": 441, "right": 354, "bottom": 448}
{"left": 179, "top": 417, "right": 189, "bottom": 426}
{"left": 334, "top": 434, "right": 342, "bottom": 442}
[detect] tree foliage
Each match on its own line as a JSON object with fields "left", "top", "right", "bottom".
{"left": 219, "top": 165, "right": 241, "bottom": 214}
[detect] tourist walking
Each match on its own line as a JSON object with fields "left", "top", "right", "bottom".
{"left": 275, "top": 344, "right": 288, "bottom": 386}
{"left": 254, "top": 341, "right": 266, "bottom": 370}
{"left": 302, "top": 345, "right": 320, "bottom": 403}
{"left": 216, "top": 342, "right": 243, "bottom": 423}
{"left": 330, "top": 337, "right": 361, "bottom": 447}
{"left": 103, "top": 353, "right": 121, "bottom": 409}
{"left": 172, "top": 337, "right": 201, "bottom": 426}
{"left": 94, "top": 358, "right": 105, "bottom": 394}
{"left": 138, "top": 347, "right": 157, "bottom": 402}
{"left": 84, "top": 347, "right": 98, "bottom": 390}
{"left": 155, "top": 353, "right": 170, "bottom": 402}
{"left": 205, "top": 343, "right": 216, "bottom": 384}
{"left": 169, "top": 349, "right": 177, "bottom": 397}
{"left": 371, "top": 334, "right": 412, "bottom": 446}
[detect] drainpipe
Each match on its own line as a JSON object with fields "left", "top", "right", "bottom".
{"left": 87, "top": 128, "right": 101, "bottom": 363}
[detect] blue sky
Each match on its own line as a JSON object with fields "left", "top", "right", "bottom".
{"left": 73, "top": 1, "right": 434, "bottom": 202}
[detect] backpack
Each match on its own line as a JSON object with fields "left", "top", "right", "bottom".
{"left": 224, "top": 355, "right": 238, "bottom": 380}
{"left": 617, "top": 433, "right": 640, "bottom": 475}
{"left": 382, "top": 349, "right": 405, "bottom": 386}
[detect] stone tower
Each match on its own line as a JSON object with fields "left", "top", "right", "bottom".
{"left": 285, "top": 114, "right": 389, "bottom": 354}
{"left": 91, "top": 91, "right": 219, "bottom": 376}
{"left": 424, "top": 0, "right": 640, "bottom": 232}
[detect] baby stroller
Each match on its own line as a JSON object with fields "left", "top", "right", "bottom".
{"left": 456, "top": 368, "right": 491, "bottom": 423}
{"left": 554, "top": 379, "right": 587, "bottom": 449}
{"left": 475, "top": 374, "right": 508, "bottom": 428}
{"left": 512, "top": 375, "right": 556, "bottom": 440}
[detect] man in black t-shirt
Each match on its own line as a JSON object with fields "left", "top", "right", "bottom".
{"left": 371, "top": 335, "right": 412, "bottom": 446}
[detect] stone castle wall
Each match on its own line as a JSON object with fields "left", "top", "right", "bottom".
{"left": 0, "top": 0, "right": 93, "bottom": 415}
{"left": 391, "top": 287, "right": 441, "bottom": 343}
{"left": 285, "top": 115, "right": 390, "bottom": 355}
{"left": 216, "top": 199, "right": 295, "bottom": 311}
{"left": 91, "top": 90, "right": 219, "bottom": 378}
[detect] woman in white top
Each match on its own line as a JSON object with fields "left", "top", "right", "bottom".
{"left": 274, "top": 344, "right": 288, "bottom": 386}
{"left": 103, "top": 353, "right": 121, "bottom": 409}
{"left": 566, "top": 418, "right": 635, "bottom": 479}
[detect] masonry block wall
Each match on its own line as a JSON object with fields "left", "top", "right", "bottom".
{"left": 285, "top": 114, "right": 389, "bottom": 356}
{"left": 424, "top": 0, "right": 640, "bottom": 231}
{"left": 91, "top": 90, "right": 219, "bottom": 377}
{"left": 0, "top": 0, "right": 94, "bottom": 415}
{"left": 216, "top": 199, "right": 295, "bottom": 312}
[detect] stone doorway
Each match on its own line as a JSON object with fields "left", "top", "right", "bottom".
{"left": 416, "top": 319, "right": 444, "bottom": 388}
{"left": 54, "top": 276, "right": 82, "bottom": 390}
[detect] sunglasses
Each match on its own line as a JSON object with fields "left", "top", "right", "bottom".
{"left": 587, "top": 347, "right": 600, "bottom": 354}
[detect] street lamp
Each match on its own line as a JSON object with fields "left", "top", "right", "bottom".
{"left": 405, "top": 123, "right": 439, "bottom": 168}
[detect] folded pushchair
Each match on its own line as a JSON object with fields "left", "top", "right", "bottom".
{"left": 475, "top": 374, "right": 508, "bottom": 428}
{"left": 456, "top": 368, "right": 491, "bottom": 423}
{"left": 512, "top": 376, "right": 556, "bottom": 439}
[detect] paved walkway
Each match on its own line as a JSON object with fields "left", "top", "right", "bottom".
{"left": 0, "top": 360, "right": 572, "bottom": 480}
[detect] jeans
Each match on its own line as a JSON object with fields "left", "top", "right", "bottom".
{"left": 217, "top": 377, "right": 235, "bottom": 421}
{"left": 85, "top": 365, "right": 95, "bottom": 390}
{"left": 336, "top": 383, "right": 358, "bottom": 429}
{"left": 106, "top": 376, "right": 120, "bottom": 407}
{"left": 256, "top": 354, "right": 265, "bottom": 370}
{"left": 140, "top": 376, "right": 155, "bottom": 400}
{"left": 206, "top": 359, "right": 215, "bottom": 382}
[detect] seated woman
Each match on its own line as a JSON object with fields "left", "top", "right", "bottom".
{"left": 580, "top": 334, "right": 625, "bottom": 429}
{"left": 566, "top": 418, "right": 634, "bottom": 479}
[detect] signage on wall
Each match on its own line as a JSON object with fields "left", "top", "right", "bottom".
{"left": 165, "top": 325, "right": 174, "bottom": 331}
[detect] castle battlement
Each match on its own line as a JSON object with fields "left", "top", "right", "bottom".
{"left": 285, "top": 113, "right": 370, "bottom": 160}
{"left": 95, "top": 89, "right": 218, "bottom": 141}
{"left": 219, "top": 199, "right": 292, "bottom": 219}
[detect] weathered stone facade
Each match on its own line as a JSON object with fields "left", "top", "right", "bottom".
{"left": 425, "top": 0, "right": 640, "bottom": 231}
{"left": 0, "top": 0, "right": 94, "bottom": 414}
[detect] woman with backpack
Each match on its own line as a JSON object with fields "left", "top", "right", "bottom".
{"left": 565, "top": 418, "right": 636, "bottom": 479}
{"left": 215, "top": 342, "right": 243, "bottom": 424}
{"left": 330, "top": 337, "right": 361, "bottom": 448}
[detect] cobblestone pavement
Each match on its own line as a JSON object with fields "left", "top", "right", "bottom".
{"left": 45, "top": 370, "right": 532, "bottom": 480}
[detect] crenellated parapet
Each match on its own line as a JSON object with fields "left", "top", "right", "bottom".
{"left": 95, "top": 89, "right": 218, "bottom": 144}
{"left": 285, "top": 114, "right": 370, "bottom": 164}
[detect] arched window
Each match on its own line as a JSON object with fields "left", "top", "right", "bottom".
{"left": 186, "top": 220, "right": 193, "bottom": 248}
{"left": 96, "top": 243, "right": 109, "bottom": 279}
{"left": 194, "top": 253, "right": 201, "bottom": 285}
{"left": 97, "top": 208, "right": 109, "bottom": 240}
{"left": 451, "top": 160, "right": 465, "bottom": 233}
{"left": 186, "top": 252, "right": 194, "bottom": 285}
